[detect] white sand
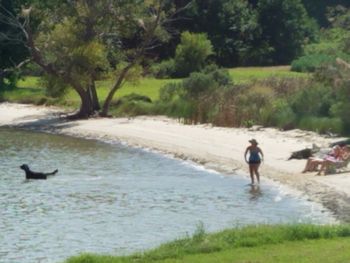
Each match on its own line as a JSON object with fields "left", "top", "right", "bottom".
{"left": 2, "top": 102, "right": 350, "bottom": 221}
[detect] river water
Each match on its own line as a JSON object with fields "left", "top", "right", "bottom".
{"left": 0, "top": 128, "right": 335, "bottom": 263}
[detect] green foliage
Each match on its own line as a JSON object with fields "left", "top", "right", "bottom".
{"left": 305, "top": 28, "right": 350, "bottom": 55}
{"left": 39, "top": 75, "right": 69, "bottom": 98}
{"left": 298, "top": 116, "right": 343, "bottom": 134}
{"left": 201, "top": 64, "right": 232, "bottom": 86}
{"left": 109, "top": 93, "right": 153, "bottom": 117}
{"left": 159, "top": 82, "right": 181, "bottom": 102}
{"left": 292, "top": 27, "right": 350, "bottom": 72}
{"left": 261, "top": 99, "right": 297, "bottom": 130}
{"left": 316, "top": 61, "right": 350, "bottom": 134}
{"left": 174, "top": 31, "right": 213, "bottom": 77}
{"left": 0, "top": 71, "right": 21, "bottom": 91}
{"left": 292, "top": 54, "right": 341, "bottom": 72}
{"left": 182, "top": 72, "right": 217, "bottom": 98}
{"left": 0, "top": 0, "right": 175, "bottom": 117}
{"left": 302, "top": 0, "right": 350, "bottom": 27}
{"left": 257, "top": 0, "right": 318, "bottom": 64}
{"left": 150, "top": 59, "right": 176, "bottom": 79}
{"left": 330, "top": 95, "right": 350, "bottom": 131}
{"left": 36, "top": 17, "right": 109, "bottom": 88}
{"left": 0, "top": 0, "right": 29, "bottom": 87}
{"left": 214, "top": 0, "right": 261, "bottom": 66}
{"left": 327, "top": 5, "right": 350, "bottom": 30}
{"left": 291, "top": 83, "right": 335, "bottom": 117}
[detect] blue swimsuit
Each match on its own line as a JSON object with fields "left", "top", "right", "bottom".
{"left": 249, "top": 148, "right": 261, "bottom": 164}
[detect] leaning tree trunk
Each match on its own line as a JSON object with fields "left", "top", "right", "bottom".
{"left": 100, "top": 63, "right": 134, "bottom": 117}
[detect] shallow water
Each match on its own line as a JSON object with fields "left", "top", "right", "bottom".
{"left": 0, "top": 128, "right": 335, "bottom": 263}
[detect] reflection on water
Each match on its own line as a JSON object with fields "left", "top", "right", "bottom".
{"left": 248, "top": 184, "right": 263, "bottom": 201}
{"left": 0, "top": 128, "right": 335, "bottom": 263}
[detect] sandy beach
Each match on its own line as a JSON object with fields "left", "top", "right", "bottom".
{"left": 1, "top": 102, "right": 350, "bottom": 222}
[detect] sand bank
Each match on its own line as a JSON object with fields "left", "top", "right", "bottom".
{"left": 1, "top": 102, "right": 350, "bottom": 222}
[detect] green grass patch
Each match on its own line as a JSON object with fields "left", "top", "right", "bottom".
{"left": 64, "top": 224, "right": 350, "bottom": 263}
{"left": 13, "top": 76, "right": 181, "bottom": 108}
{"left": 2, "top": 80, "right": 48, "bottom": 105}
{"left": 10, "top": 67, "right": 306, "bottom": 107}
{"left": 229, "top": 66, "right": 308, "bottom": 83}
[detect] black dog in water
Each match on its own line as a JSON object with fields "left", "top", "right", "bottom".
{"left": 20, "top": 164, "right": 58, "bottom": 180}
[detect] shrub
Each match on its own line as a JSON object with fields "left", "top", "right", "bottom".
{"left": 291, "top": 54, "right": 340, "bottom": 72}
{"left": 182, "top": 72, "right": 217, "bottom": 99}
{"left": 159, "top": 82, "right": 182, "bottom": 102}
{"left": 109, "top": 93, "right": 153, "bottom": 116}
{"left": 290, "top": 83, "right": 334, "bottom": 117}
{"left": 174, "top": 31, "right": 213, "bottom": 77}
{"left": 120, "top": 93, "right": 152, "bottom": 103}
{"left": 150, "top": 59, "right": 176, "bottom": 79}
{"left": 298, "top": 116, "right": 343, "bottom": 134}
{"left": 330, "top": 102, "right": 350, "bottom": 133}
{"left": 260, "top": 99, "right": 297, "bottom": 130}
{"left": 39, "top": 74, "right": 69, "bottom": 98}
{"left": 201, "top": 64, "right": 233, "bottom": 86}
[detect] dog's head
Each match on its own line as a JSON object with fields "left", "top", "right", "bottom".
{"left": 20, "top": 164, "right": 29, "bottom": 171}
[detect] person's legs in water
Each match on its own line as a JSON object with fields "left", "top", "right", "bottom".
{"left": 249, "top": 164, "right": 255, "bottom": 184}
{"left": 253, "top": 164, "right": 260, "bottom": 184}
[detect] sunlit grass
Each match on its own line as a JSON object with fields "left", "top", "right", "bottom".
{"left": 229, "top": 66, "right": 308, "bottom": 83}
{"left": 8, "top": 66, "right": 307, "bottom": 108}
{"left": 64, "top": 224, "right": 350, "bottom": 263}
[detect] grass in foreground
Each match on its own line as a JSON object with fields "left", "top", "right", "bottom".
{"left": 64, "top": 224, "right": 350, "bottom": 263}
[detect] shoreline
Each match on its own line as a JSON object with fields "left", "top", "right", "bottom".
{"left": 1, "top": 102, "right": 350, "bottom": 222}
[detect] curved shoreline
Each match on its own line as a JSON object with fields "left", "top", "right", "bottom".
{"left": 1, "top": 102, "right": 350, "bottom": 222}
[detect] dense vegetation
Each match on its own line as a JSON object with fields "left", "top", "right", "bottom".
{"left": 1, "top": 0, "right": 350, "bottom": 132}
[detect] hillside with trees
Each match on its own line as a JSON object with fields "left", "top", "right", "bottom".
{"left": 1, "top": 0, "right": 350, "bottom": 134}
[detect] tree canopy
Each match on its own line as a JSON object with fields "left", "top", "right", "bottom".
{"left": 1, "top": 0, "right": 350, "bottom": 119}
{"left": 1, "top": 0, "right": 178, "bottom": 117}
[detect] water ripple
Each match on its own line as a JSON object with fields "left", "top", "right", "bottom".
{"left": 0, "top": 128, "right": 336, "bottom": 263}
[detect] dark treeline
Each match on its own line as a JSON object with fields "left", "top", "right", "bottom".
{"left": 154, "top": 0, "right": 350, "bottom": 67}
{"left": 2, "top": 0, "right": 350, "bottom": 74}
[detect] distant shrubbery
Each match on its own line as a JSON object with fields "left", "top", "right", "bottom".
{"left": 151, "top": 32, "right": 213, "bottom": 78}
{"left": 291, "top": 26, "right": 350, "bottom": 72}
{"left": 148, "top": 61, "right": 350, "bottom": 135}
{"left": 291, "top": 53, "right": 349, "bottom": 72}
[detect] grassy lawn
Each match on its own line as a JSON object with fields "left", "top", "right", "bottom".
{"left": 64, "top": 224, "right": 350, "bottom": 263}
{"left": 14, "top": 76, "right": 181, "bottom": 107}
{"left": 229, "top": 66, "right": 308, "bottom": 83}
{"left": 7, "top": 66, "right": 307, "bottom": 109}
{"left": 152, "top": 238, "right": 350, "bottom": 263}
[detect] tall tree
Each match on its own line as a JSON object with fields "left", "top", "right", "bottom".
{"left": 179, "top": 0, "right": 261, "bottom": 67}
{"left": 302, "top": 0, "right": 350, "bottom": 27}
{"left": 216, "top": 0, "right": 260, "bottom": 66}
{"left": 257, "top": 0, "right": 318, "bottom": 64}
{"left": 0, "top": 0, "right": 29, "bottom": 89}
{"left": 1, "top": 0, "right": 180, "bottom": 118}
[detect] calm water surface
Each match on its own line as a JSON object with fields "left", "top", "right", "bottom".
{"left": 0, "top": 128, "right": 335, "bottom": 263}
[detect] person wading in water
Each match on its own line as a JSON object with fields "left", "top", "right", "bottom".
{"left": 244, "top": 139, "right": 264, "bottom": 185}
